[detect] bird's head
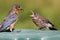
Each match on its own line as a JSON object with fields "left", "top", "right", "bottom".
{"left": 11, "top": 4, "right": 24, "bottom": 14}
{"left": 30, "top": 11, "right": 39, "bottom": 19}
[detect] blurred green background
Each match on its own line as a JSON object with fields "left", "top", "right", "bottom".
{"left": 0, "top": 0, "right": 60, "bottom": 30}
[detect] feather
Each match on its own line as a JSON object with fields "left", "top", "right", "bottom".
{"left": 0, "top": 13, "right": 18, "bottom": 30}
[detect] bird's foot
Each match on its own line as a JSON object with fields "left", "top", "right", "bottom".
{"left": 10, "top": 28, "right": 14, "bottom": 32}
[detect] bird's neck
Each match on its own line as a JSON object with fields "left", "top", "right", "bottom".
{"left": 9, "top": 9, "right": 18, "bottom": 15}
{"left": 13, "top": 9, "right": 18, "bottom": 14}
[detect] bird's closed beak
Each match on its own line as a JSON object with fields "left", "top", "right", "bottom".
{"left": 19, "top": 7, "right": 24, "bottom": 12}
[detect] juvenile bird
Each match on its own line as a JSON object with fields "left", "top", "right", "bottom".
{"left": 0, "top": 4, "right": 23, "bottom": 32}
{"left": 30, "top": 11, "right": 57, "bottom": 30}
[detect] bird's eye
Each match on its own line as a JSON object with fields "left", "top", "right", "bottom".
{"left": 17, "top": 5, "right": 20, "bottom": 8}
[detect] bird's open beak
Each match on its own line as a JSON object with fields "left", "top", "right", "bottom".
{"left": 30, "top": 15, "right": 34, "bottom": 17}
{"left": 30, "top": 10, "right": 34, "bottom": 17}
{"left": 31, "top": 10, "right": 34, "bottom": 14}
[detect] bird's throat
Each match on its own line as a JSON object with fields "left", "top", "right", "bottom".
{"left": 14, "top": 9, "right": 18, "bottom": 14}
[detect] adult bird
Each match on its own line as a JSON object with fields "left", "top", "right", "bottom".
{"left": 0, "top": 4, "right": 23, "bottom": 32}
{"left": 30, "top": 11, "right": 57, "bottom": 30}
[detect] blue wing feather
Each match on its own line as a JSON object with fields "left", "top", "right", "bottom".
{"left": 1, "top": 13, "right": 18, "bottom": 29}
{"left": 3, "top": 20, "right": 13, "bottom": 28}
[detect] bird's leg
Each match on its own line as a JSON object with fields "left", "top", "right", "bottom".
{"left": 9, "top": 24, "right": 14, "bottom": 32}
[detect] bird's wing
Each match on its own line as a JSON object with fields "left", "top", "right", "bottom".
{"left": 0, "top": 14, "right": 18, "bottom": 30}
{"left": 42, "top": 18, "right": 54, "bottom": 26}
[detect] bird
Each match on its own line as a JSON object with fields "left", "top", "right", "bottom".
{"left": 0, "top": 4, "right": 23, "bottom": 32}
{"left": 30, "top": 11, "right": 57, "bottom": 30}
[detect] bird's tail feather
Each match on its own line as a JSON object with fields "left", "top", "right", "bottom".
{"left": 49, "top": 27, "right": 57, "bottom": 30}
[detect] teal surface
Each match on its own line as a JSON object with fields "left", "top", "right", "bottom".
{"left": 0, "top": 29, "right": 60, "bottom": 40}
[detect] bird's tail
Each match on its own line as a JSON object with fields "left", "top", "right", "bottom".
{"left": 49, "top": 27, "right": 57, "bottom": 30}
